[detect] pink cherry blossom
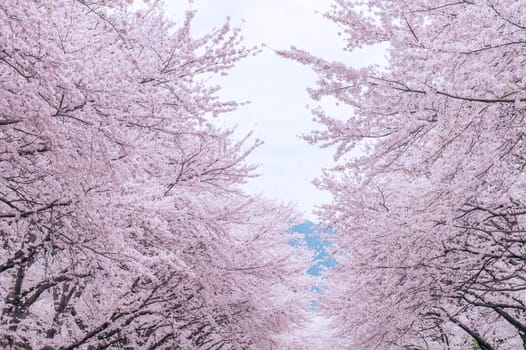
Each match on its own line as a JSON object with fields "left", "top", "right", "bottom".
{"left": 0, "top": 1, "right": 310, "bottom": 348}
{"left": 286, "top": 0, "right": 526, "bottom": 349}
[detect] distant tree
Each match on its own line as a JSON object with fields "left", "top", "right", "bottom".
{"left": 283, "top": 0, "right": 526, "bottom": 349}
{"left": 0, "top": 1, "right": 309, "bottom": 348}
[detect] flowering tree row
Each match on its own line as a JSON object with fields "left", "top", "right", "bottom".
{"left": 287, "top": 0, "right": 526, "bottom": 349}
{"left": 0, "top": 1, "right": 309, "bottom": 349}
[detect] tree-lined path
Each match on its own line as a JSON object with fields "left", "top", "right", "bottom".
{"left": 2, "top": 0, "right": 526, "bottom": 349}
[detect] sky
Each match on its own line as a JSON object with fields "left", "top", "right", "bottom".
{"left": 164, "top": 0, "right": 386, "bottom": 219}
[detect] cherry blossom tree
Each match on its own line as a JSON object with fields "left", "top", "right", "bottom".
{"left": 283, "top": 0, "right": 526, "bottom": 349}
{"left": 0, "top": 1, "right": 309, "bottom": 348}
